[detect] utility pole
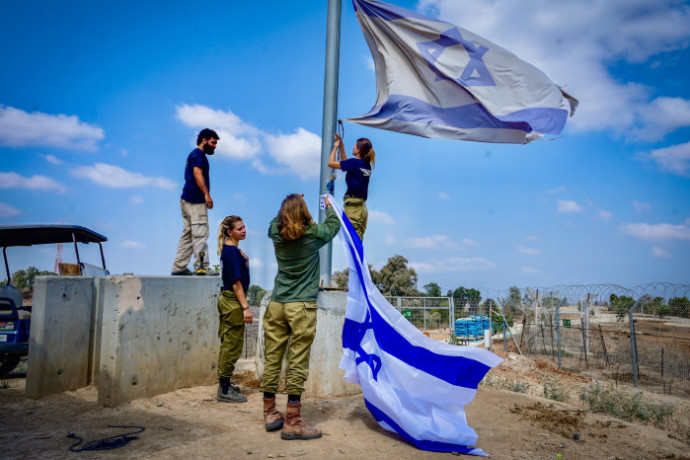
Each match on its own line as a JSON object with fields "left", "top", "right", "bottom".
{"left": 318, "top": 0, "right": 342, "bottom": 286}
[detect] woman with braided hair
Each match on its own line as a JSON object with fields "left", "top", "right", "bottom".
{"left": 215, "top": 215, "right": 253, "bottom": 403}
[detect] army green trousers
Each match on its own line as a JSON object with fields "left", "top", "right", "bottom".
{"left": 217, "top": 290, "right": 246, "bottom": 379}
{"left": 344, "top": 197, "right": 368, "bottom": 241}
{"left": 260, "top": 300, "right": 318, "bottom": 395}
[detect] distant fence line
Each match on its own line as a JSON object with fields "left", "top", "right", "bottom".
{"left": 386, "top": 283, "right": 690, "bottom": 398}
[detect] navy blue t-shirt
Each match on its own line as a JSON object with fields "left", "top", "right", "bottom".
{"left": 220, "top": 245, "right": 250, "bottom": 293}
{"left": 181, "top": 148, "right": 210, "bottom": 204}
{"left": 340, "top": 158, "right": 371, "bottom": 201}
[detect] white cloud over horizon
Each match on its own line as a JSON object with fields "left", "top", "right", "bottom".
{"left": 620, "top": 222, "right": 690, "bottom": 241}
{"left": 0, "top": 171, "right": 67, "bottom": 193}
{"left": 411, "top": 257, "right": 496, "bottom": 273}
{"left": 71, "top": 163, "right": 177, "bottom": 189}
{"left": 121, "top": 240, "right": 146, "bottom": 249}
{"left": 419, "top": 0, "right": 690, "bottom": 141}
{"left": 0, "top": 202, "right": 21, "bottom": 217}
{"left": 406, "top": 234, "right": 461, "bottom": 249}
{"left": 369, "top": 210, "right": 395, "bottom": 224}
{"left": 641, "top": 141, "right": 690, "bottom": 177}
{"left": 0, "top": 105, "right": 104, "bottom": 150}
{"left": 557, "top": 200, "right": 583, "bottom": 213}
{"left": 175, "top": 104, "right": 321, "bottom": 180}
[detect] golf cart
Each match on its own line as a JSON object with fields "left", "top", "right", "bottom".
{"left": 0, "top": 225, "right": 109, "bottom": 376}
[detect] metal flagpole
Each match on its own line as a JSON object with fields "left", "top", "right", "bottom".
{"left": 318, "top": 0, "right": 342, "bottom": 286}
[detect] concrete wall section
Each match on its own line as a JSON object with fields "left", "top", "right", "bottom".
{"left": 26, "top": 277, "right": 96, "bottom": 399}
{"left": 97, "top": 276, "right": 222, "bottom": 406}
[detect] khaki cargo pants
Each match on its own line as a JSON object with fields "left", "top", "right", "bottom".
{"left": 217, "top": 290, "right": 246, "bottom": 379}
{"left": 344, "top": 197, "right": 368, "bottom": 241}
{"left": 172, "top": 199, "right": 210, "bottom": 272}
{"left": 260, "top": 300, "right": 318, "bottom": 395}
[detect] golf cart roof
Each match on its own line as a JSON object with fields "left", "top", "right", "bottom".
{"left": 0, "top": 225, "right": 108, "bottom": 247}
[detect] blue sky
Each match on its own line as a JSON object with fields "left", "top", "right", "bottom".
{"left": 1, "top": 0, "right": 689, "bottom": 294}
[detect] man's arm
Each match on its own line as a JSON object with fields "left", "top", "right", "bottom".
{"left": 193, "top": 166, "right": 213, "bottom": 209}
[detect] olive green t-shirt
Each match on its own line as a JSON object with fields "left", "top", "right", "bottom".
{"left": 268, "top": 207, "right": 341, "bottom": 302}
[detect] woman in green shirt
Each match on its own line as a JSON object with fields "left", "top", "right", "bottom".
{"left": 261, "top": 193, "right": 341, "bottom": 440}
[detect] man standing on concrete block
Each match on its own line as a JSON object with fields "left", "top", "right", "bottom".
{"left": 171, "top": 128, "right": 219, "bottom": 276}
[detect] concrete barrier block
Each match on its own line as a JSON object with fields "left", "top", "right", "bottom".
{"left": 97, "top": 275, "right": 222, "bottom": 406}
{"left": 26, "top": 276, "right": 95, "bottom": 398}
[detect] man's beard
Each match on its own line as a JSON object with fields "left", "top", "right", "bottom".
{"left": 203, "top": 144, "right": 215, "bottom": 155}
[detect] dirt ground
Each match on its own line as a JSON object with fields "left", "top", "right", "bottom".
{"left": 1, "top": 353, "right": 688, "bottom": 460}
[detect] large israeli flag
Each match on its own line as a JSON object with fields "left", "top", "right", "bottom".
{"left": 348, "top": 0, "right": 578, "bottom": 144}
{"left": 325, "top": 194, "right": 503, "bottom": 455}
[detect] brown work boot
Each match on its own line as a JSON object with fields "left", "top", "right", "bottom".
{"left": 280, "top": 402, "right": 322, "bottom": 440}
{"left": 263, "top": 397, "right": 285, "bottom": 431}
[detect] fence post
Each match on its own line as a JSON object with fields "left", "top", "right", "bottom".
{"left": 629, "top": 298, "right": 642, "bottom": 389}
{"left": 556, "top": 300, "right": 562, "bottom": 369}
{"left": 502, "top": 301, "right": 507, "bottom": 353}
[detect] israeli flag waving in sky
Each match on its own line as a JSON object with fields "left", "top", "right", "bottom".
{"left": 325, "top": 194, "right": 503, "bottom": 455}
{"left": 348, "top": 0, "right": 578, "bottom": 144}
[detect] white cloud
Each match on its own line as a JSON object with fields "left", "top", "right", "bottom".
{"left": 521, "top": 266, "right": 541, "bottom": 274}
{"left": 406, "top": 234, "right": 460, "bottom": 249}
{"left": 547, "top": 185, "right": 566, "bottom": 194}
{"left": 620, "top": 222, "right": 690, "bottom": 241}
{"left": 175, "top": 104, "right": 321, "bottom": 180}
{"left": 523, "top": 235, "right": 538, "bottom": 241}
{"left": 264, "top": 128, "right": 321, "bottom": 180}
{"left": 175, "top": 104, "right": 261, "bottom": 160}
{"left": 384, "top": 234, "right": 397, "bottom": 245}
{"left": 438, "top": 192, "right": 450, "bottom": 200}
{"left": 364, "top": 55, "right": 375, "bottom": 71}
{"left": 0, "top": 202, "right": 20, "bottom": 217}
{"left": 232, "top": 193, "right": 247, "bottom": 203}
{"left": 598, "top": 209, "right": 613, "bottom": 220}
{"left": 633, "top": 200, "right": 652, "bottom": 212}
{"left": 121, "top": 240, "right": 145, "bottom": 249}
{"left": 418, "top": 0, "right": 690, "bottom": 140}
{"left": 369, "top": 210, "right": 395, "bottom": 224}
{"left": 641, "top": 141, "right": 690, "bottom": 177}
{"left": 71, "top": 163, "right": 176, "bottom": 189}
{"left": 461, "top": 238, "right": 478, "bottom": 247}
{"left": 249, "top": 258, "right": 263, "bottom": 269}
{"left": 42, "top": 154, "right": 63, "bottom": 165}
{"left": 0, "top": 171, "right": 67, "bottom": 193}
{"left": 517, "top": 246, "right": 541, "bottom": 255}
{"left": 0, "top": 105, "right": 104, "bottom": 150}
{"left": 557, "top": 200, "right": 582, "bottom": 213}
{"left": 652, "top": 246, "right": 671, "bottom": 258}
{"left": 131, "top": 195, "right": 144, "bottom": 204}
{"left": 410, "top": 257, "right": 496, "bottom": 273}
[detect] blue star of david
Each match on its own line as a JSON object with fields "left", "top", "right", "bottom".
{"left": 347, "top": 311, "right": 382, "bottom": 381}
{"left": 417, "top": 27, "right": 496, "bottom": 87}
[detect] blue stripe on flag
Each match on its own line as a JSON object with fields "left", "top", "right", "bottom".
{"left": 365, "top": 94, "right": 568, "bottom": 135}
{"left": 364, "top": 399, "right": 487, "bottom": 455}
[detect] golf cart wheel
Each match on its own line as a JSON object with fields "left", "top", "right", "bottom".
{"left": 0, "top": 354, "right": 21, "bottom": 376}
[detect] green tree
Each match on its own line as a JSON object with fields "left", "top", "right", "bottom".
{"left": 246, "top": 285, "right": 267, "bottom": 306}
{"left": 423, "top": 282, "right": 442, "bottom": 297}
{"left": 9, "top": 267, "right": 56, "bottom": 291}
{"left": 451, "top": 286, "right": 482, "bottom": 315}
{"left": 372, "top": 255, "right": 418, "bottom": 296}
{"left": 669, "top": 296, "right": 690, "bottom": 318}
{"left": 610, "top": 294, "right": 636, "bottom": 321}
{"left": 332, "top": 268, "right": 349, "bottom": 289}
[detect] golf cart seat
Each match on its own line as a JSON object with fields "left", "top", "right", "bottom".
{"left": 0, "top": 284, "right": 22, "bottom": 315}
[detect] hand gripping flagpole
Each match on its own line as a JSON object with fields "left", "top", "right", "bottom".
{"left": 318, "top": 0, "right": 342, "bottom": 286}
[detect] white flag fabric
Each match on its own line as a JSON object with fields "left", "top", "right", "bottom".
{"left": 348, "top": 0, "right": 578, "bottom": 144}
{"left": 325, "top": 194, "right": 503, "bottom": 455}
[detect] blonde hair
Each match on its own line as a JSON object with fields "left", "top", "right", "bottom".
{"left": 278, "top": 194, "right": 314, "bottom": 241}
{"left": 356, "top": 138, "right": 375, "bottom": 166}
{"left": 217, "top": 215, "right": 243, "bottom": 255}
